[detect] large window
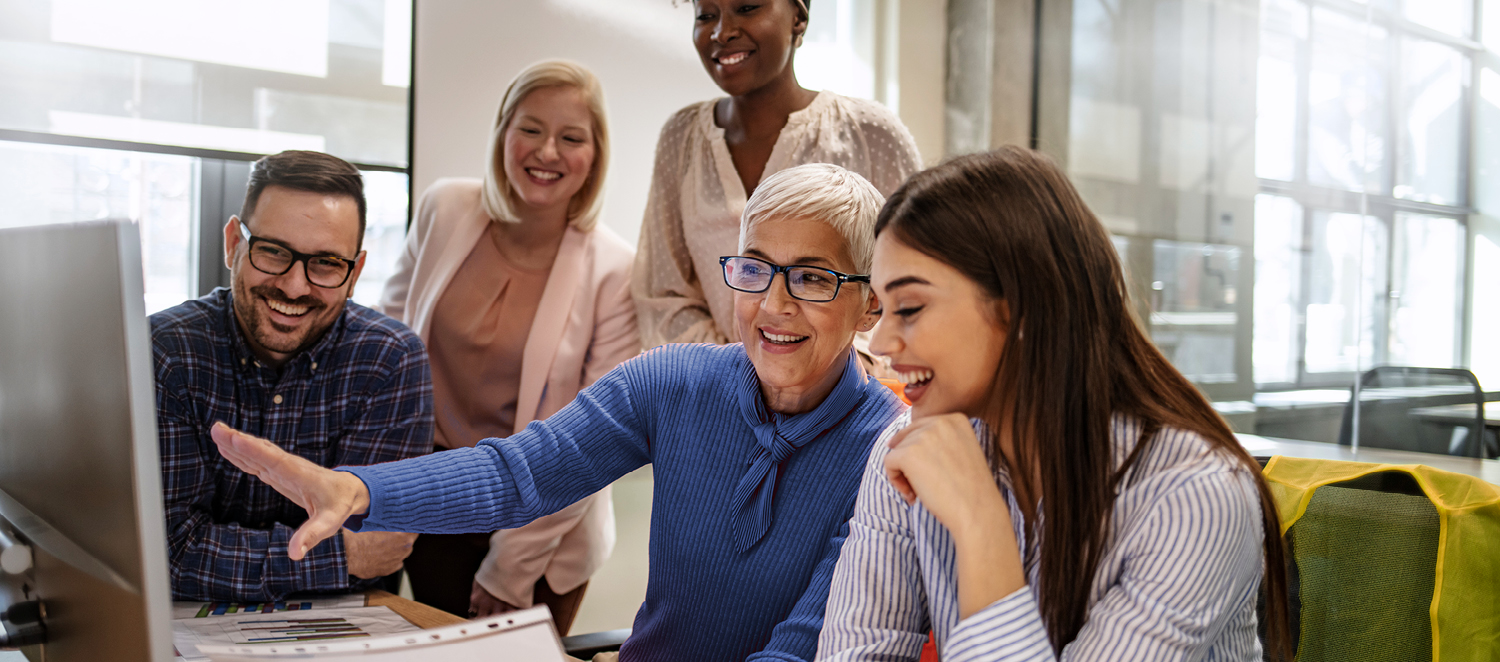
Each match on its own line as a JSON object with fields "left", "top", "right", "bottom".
{"left": 1045, "top": 0, "right": 1490, "bottom": 442}
{"left": 1253, "top": 0, "right": 1473, "bottom": 388}
{"left": 0, "top": 0, "right": 412, "bottom": 312}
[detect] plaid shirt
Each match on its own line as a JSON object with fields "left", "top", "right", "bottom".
{"left": 152, "top": 288, "right": 432, "bottom": 601}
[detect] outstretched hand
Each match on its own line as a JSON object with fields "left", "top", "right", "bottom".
{"left": 210, "top": 422, "right": 371, "bottom": 561}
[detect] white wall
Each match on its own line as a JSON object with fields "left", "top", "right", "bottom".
{"left": 413, "top": 0, "right": 721, "bottom": 246}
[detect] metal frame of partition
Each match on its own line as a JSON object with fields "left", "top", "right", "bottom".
{"left": 0, "top": 129, "right": 409, "bottom": 299}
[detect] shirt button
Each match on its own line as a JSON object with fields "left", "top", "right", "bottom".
{"left": 310, "top": 362, "right": 318, "bottom": 371}
{"left": 240, "top": 358, "right": 247, "bottom": 365}
{"left": 273, "top": 395, "right": 284, "bottom": 405}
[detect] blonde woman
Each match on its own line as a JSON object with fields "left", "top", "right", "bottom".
{"left": 379, "top": 60, "right": 638, "bottom": 633}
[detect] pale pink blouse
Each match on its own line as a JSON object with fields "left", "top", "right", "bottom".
{"left": 427, "top": 223, "right": 550, "bottom": 450}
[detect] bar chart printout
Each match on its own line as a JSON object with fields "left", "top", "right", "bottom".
{"left": 232, "top": 617, "right": 367, "bottom": 643}
{"left": 174, "top": 606, "right": 420, "bottom": 662}
{"left": 174, "top": 595, "right": 365, "bottom": 619}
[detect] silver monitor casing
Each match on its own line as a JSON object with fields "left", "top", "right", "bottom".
{"left": 0, "top": 220, "right": 174, "bottom": 661}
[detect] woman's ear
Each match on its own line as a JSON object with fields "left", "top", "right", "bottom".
{"left": 859, "top": 289, "right": 880, "bottom": 331}
{"left": 791, "top": 0, "right": 809, "bottom": 47}
{"left": 995, "top": 298, "right": 1014, "bottom": 337}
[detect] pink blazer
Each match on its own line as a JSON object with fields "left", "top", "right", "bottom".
{"left": 379, "top": 178, "right": 640, "bottom": 607}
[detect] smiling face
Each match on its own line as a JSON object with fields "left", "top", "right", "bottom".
{"left": 869, "top": 232, "right": 1009, "bottom": 419}
{"left": 502, "top": 85, "right": 597, "bottom": 220}
{"left": 692, "top": 0, "right": 806, "bottom": 97}
{"left": 225, "top": 185, "right": 365, "bottom": 368}
{"left": 734, "top": 215, "right": 877, "bottom": 413}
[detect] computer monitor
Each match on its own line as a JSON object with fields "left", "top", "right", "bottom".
{"left": 0, "top": 220, "right": 174, "bottom": 661}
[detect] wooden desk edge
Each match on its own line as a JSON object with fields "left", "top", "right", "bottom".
{"left": 364, "top": 589, "right": 467, "bottom": 629}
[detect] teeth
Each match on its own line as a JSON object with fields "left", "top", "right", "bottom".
{"left": 763, "top": 331, "right": 808, "bottom": 343}
{"left": 897, "top": 370, "right": 933, "bottom": 385}
{"left": 526, "top": 169, "right": 561, "bottom": 181}
{"left": 267, "top": 299, "right": 309, "bottom": 316}
{"left": 718, "top": 52, "right": 749, "bottom": 65}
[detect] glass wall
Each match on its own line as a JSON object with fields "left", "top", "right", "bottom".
{"left": 1044, "top": 0, "right": 1490, "bottom": 449}
{"left": 0, "top": 0, "right": 411, "bottom": 310}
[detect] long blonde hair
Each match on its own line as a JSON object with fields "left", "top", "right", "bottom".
{"left": 480, "top": 59, "right": 609, "bottom": 231}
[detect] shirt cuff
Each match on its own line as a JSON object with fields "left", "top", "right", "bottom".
{"left": 944, "top": 585, "right": 1055, "bottom": 662}
{"left": 265, "top": 523, "right": 351, "bottom": 596}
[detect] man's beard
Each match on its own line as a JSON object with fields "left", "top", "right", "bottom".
{"left": 232, "top": 277, "right": 334, "bottom": 356}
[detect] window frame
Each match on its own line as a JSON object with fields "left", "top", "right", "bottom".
{"left": 1252, "top": 0, "right": 1481, "bottom": 390}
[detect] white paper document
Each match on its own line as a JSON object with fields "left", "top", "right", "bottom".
{"left": 174, "top": 606, "right": 421, "bottom": 661}
{"left": 196, "top": 606, "right": 566, "bottom": 662}
{"left": 173, "top": 595, "right": 368, "bottom": 620}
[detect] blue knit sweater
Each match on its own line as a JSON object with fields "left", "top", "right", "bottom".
{"left": 344, "top": 343, "right": 905, "bottom": 662}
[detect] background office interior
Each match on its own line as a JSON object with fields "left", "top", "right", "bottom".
{"left": 1, "top": 0, "right": 1497, "bottom": 634}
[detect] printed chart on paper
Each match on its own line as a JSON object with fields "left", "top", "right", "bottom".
{"left": 173, "top": 595, "right": 367, "bottom": 619}
{"left": 174, "top": 606, "right": 419, "bottom": 661}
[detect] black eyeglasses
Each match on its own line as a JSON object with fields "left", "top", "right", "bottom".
{"left": 719, "top": 256, "right": 869, "bottom": 303}
{"left": 238, "top": 222, "right": 358, "bottom": 289}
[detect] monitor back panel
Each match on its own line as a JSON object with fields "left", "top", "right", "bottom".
{"left": 0, "top": 220, "right": 174, "bottom": 662}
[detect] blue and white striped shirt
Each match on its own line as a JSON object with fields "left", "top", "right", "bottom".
{"left": 817, "top": 413, "right": 1265, "bottom": 661}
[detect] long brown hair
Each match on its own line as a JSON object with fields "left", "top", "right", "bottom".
{"left": 874, "top": 146, "right": 1291, "bottom": 658}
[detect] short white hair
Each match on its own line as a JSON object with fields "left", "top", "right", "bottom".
{"left": 738, "top": 163, "right": 884, "bottom": 274}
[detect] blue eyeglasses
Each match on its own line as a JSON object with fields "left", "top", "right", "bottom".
{"left": 719, "top": 256, "right": 869, "bottom": 302}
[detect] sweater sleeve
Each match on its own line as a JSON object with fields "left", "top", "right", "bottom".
{"left": 341, "top": 357, "right": 653, "bottom": 534}
{"left": 750, "top": 517, "right": 855, "bottom": 662}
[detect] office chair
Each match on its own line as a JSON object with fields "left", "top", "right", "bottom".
{"left": 561, "top": 628, "right": 631, "bottom": 658}
{"left": 1336, "top": 366, "right": 1488, "bottom": 458}
{"left": 1259, "top": 456, "right": 1500, "bottom": 661}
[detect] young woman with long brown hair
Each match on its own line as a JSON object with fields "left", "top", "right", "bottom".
{"left": 816, "top": 146, "right": 1290, "bottom": 661}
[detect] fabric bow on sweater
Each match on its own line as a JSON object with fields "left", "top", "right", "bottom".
{"left": 730, "top": 349, "right": 865, "bottom": 552}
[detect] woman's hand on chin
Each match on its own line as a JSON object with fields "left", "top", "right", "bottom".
{"left": 883, "top": 413, "right": 1006, "bottom": 529}
{"left": 884, "top": 413, "right": 1026, "bottom": 618}
{"left": 210, "top": 422, "right": 371, "bottom": 560}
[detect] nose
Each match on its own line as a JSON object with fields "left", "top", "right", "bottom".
{"left": 274, "top": 259, "right": 315, "bottom": 299}
{"left": 760, "top": 273, "right": 799, "bottom": 316}
{"left": 868, "top": 312, "right": 901, "bottom": 358}
{"left": 712, "top": 13, "right": 738, "bottom": 43}
{"left": 538, "top": 136, "right": 560, "bottom": 162}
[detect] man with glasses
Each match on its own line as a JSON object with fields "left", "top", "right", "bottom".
{"left": 150, "top": 150, "right": 433, "bottom": 601}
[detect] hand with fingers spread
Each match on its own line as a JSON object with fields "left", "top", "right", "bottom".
{"left": 884, "top": 413, "right": 1025, "bottom": 618}
{"left": 209, "top": 422, "right": 373, "bottom": 561}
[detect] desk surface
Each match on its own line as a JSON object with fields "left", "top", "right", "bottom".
{"left": 1237, "top": 433, "right": 1500, "bottom": 485}
{"left": 365, "top": 590, "right": 465, "bottom": 629}
{"left": 1409, "top": 403, "right": 1500, "bottom": 426}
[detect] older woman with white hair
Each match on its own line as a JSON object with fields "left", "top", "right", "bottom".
{"left": 378, "top": 59, "right": 638, "bottom": 630}
{"left": 210, "top": 163, "right": 907, "bottom": 662}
